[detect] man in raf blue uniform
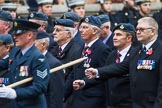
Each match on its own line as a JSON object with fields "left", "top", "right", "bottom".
{"left": 85, "top": 17, "right": 162, "bottom": 108}
{"left": 0, "top": 19, "right": 50, "bottom": 108}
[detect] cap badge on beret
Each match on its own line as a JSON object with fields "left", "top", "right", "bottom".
{"left": 85, "top": 17, "right": 89, "bottom": 22}
{"left": 30, "top": 13, "right": 34, "bottom": 18}
{"left": 125, "top": 12, "right": 128, "bottom": 16}
{"left": 14, "top": 22, "right": 18, "bottom": 27}
{"left": 120, "top": 25, "right": 124, "bottom": 29}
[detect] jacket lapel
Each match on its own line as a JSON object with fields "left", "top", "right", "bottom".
{"left": 141, "top": 40, "right": 159, "bottom": 59}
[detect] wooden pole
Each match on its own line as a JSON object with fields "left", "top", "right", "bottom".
{"left": 6, "top": 57, "right": 87, "bottom": 88}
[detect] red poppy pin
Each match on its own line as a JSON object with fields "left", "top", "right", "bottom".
{"left": 9, "top": 59, "right": 13, "bottom": 64}
{"left": 86, "top": 49, "right": 92, "bottom": 55}
{"left": 146, "top": 48, "right": 153, "bottom": 55}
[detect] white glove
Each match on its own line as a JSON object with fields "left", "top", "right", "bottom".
{"left": 0, "top": 87, "right": 17, "bottom": 99}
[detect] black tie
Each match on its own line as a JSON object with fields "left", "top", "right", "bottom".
{"left": 58, "top": 46, "right": 62, "bottom": 56}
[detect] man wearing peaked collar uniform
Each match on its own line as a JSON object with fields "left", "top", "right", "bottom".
{"left": 35, "top": 30, "right": 64, "bottom": 108}
{"left": 0, "top": 19, "right": 50, "bottom": 108}
{"left": 64, "top": 15, "right": 111, "bottom": 108}
{"left": 85, "top": 17, "right": 162, "bottom": 108}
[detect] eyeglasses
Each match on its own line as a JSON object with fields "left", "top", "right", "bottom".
{"left": 136, "top": 27, "right": 152, "bottom": 32}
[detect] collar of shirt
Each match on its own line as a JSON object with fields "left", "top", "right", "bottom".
{"left": 85, "top": 38, "right": 99, "bottom": 47}
{"left": 60, "top": 40, "right": 71, "bottom": 51}
{"left": 118, "top": 45, "right": 131, "bottom": 62}
{"left": 102, "top": 32, "right": 112, "bottom": 44}
{"left": 21, "top": 44, "right": 34, "bottom": 55}
{"left": 142, "top": 39, "right": 156, "bottom": 50}
{"left": 73, "top": 30, "right": 78, "bottom": 37}
{"left": 3, "top": 55, "right": 9, "bottom": 59}
{"left": 43, "top": 50, "right": 48, "bottom": 56}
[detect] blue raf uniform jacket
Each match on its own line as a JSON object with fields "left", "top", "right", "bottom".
{"left": 0, "top": 46, "right": 50, "bottom": 108}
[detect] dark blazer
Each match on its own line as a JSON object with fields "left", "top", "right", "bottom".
{"left": 0, "top": 46, "right": 50, "bottom": 108}
{"left": 105, "top": 47, "right": 133, "bottom": 108}
{"left": 97, "top": 40, "right": 162, "bottom": 108}
{"left": 45, "top": 52, "right": 64, "bottom": 108}
{"left": 51, "top": 39, "right": 81, "bottom": 81}
{"left": 65, "top": 39, "right": 111, "bottom": 108}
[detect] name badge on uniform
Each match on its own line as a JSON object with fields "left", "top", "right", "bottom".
{"left": 19, "top": 66, "right": 29, "bottom": 77}
{"left": 137, "top": 60, "right": 156, "bottom": 70}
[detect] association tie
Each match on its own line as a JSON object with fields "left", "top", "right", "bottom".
{"left": 82, "top": 46, "right": 89, "bottom": 57}
{"left": 116, "top": 52, "right": 122, "bottom": 63}
{"left": 141, "top": 46, "right": 146, "bottom": 56}
{"left": 58, "top": 46, "right": 62, "bottom": 56}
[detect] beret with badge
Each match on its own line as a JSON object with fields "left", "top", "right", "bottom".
{"left": 67, "top": 0, "right": 85, "bottom": 8}
{"left": 97, "top": 14, "right": 110, "bottom": 25}
{"left": 135, "top": 0, "right": 151, "bottom": 5}
{"left": 12, "top": 19, "right": 41, "bottom": 35}
{"left": 36, "top": 0, "right": 53, "bottom": 5}
{"left": 28, "top": 12, "right": 48, "bottom": 21}
{"left": 113, "top": 23, "right": 136, "bottom": 35}
{"left": 79, "top": 15, "right": 102, "bottom": 28}
{"left": 60, "top": 12, "right": 79, "bottom": 22}
{"left": 55, "top": 19, "right": 74, "bottom": 28}
{"left": 0, "top": 10, "right": 13, "bottom": 21}
{"left": 36, "top": 30, "right": 50, "bottom": 40}
{"left": 0, "top": 34, "right": 14, "bottom": 45}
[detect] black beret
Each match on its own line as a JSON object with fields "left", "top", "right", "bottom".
{"left": 0, "top": 10, "right": 13, "bottom": 21}
{"left": 60, "top": 12, "right": 79, "bottom": 22}
{"left": 12, "top": 19, "right": 41, "bottom": 35}
{"left": 135, "top": 0, "right": 151, "bottom": 5}
{"left": 0, "top": 34, "right": 13, "bottom": 45}
{"left": 28, "top": 12, "right": 48, "bottom": 21}
{"left": 113, "top": 23, "right": 136, "bottom": 34}
{"left": 97, "top": 14, "right": 110, "bottom": 25}
{"left": 55, "top": 19, "right": 74, "bottom": 28}
{"left": 36, "top": 30, "right": 50, "bottom": 39}
{"left": 79, "top": 15, "right": 101, "bottom": 28}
